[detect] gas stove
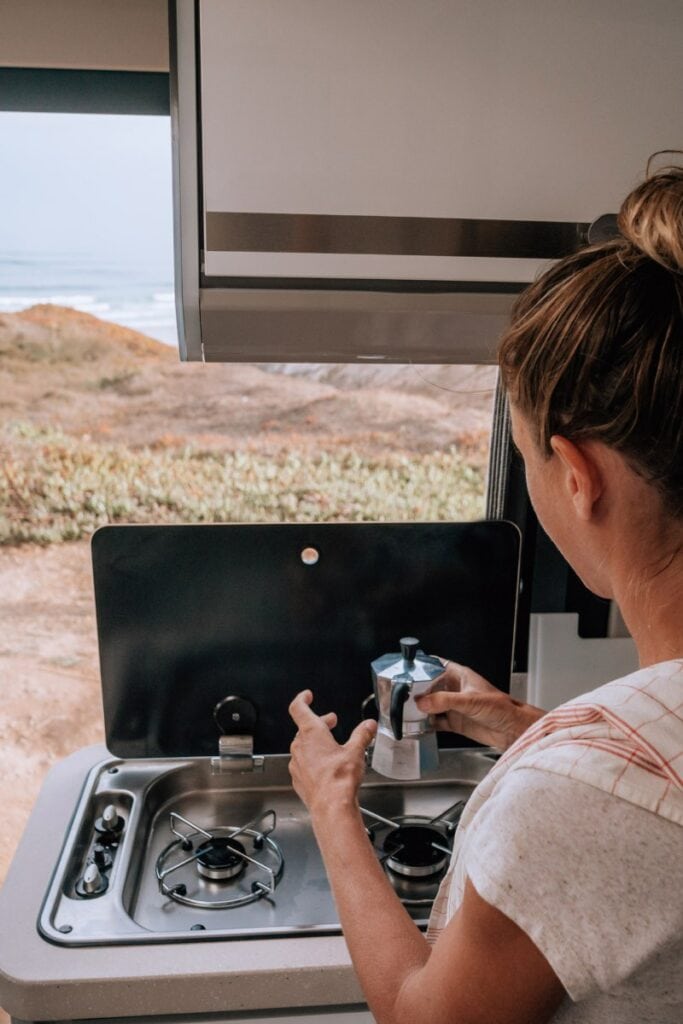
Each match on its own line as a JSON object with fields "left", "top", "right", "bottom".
{"left": 39, "top": 750, "right": 491, "bottom": 947}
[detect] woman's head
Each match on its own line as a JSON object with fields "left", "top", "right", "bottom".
{"left": 499, "top": 158, "right": 683, "bottom": 521}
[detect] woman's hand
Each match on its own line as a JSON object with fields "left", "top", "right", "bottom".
{"left": 288, "top": 690, "right": 377, "bottom": 819}
{"left": 415, "top": 661, "right": 544, "bottom": 751}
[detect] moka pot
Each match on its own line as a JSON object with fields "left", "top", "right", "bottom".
{"left": 370, "top": 637, "right": 445, "bottom": 781}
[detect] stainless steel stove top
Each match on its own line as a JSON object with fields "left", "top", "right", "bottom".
{"left": 39, "top": 749, "right": 495, "bottom": 947}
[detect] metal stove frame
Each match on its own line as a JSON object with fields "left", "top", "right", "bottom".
{"left": 37, "top": 749, "right": 495, "bottom": 948}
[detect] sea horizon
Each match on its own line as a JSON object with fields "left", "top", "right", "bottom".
{"left": 0, "top": 250, "right": 178, "bottom": 347}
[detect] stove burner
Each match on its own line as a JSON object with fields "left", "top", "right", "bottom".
{"left": 195, "top": 837, "right": 247, "bottom": 882}
{"left": 360, "top": 802, "right": 465, "bottom": 905}
{"left": 383, "top": 825, "right": 449, "bottom": 878}
{"left": 155, "top": 810, "right": 284, "bottom": 911}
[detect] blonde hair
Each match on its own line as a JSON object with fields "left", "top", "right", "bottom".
{"left": 499, "top": 157, "right": 683, "bottom": 518}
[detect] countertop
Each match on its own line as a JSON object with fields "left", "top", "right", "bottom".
{"left": 0, "top": 746, "right": 365, "bottom": 1021}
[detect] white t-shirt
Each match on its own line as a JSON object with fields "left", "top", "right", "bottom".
{"left": 463, "top": 766, "right": 683, "bottom": 1022}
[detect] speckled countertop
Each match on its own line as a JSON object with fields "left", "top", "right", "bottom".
{"left": 0, "top": 746, "right": 365, "bottom": 1021}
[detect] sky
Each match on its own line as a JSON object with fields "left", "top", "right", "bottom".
{"left": 0, "top": 112, "right": 174, "bottom": 271}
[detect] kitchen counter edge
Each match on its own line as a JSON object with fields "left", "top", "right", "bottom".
{"left": 0, "top": 746, "right": 364, "bottom": 1021}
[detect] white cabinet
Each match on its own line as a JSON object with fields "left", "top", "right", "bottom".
{"left": 173, "top": 0, "right": 683, "bottom": 360}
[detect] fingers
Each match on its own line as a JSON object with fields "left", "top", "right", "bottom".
{"left": 289, "top": 692, "right": 369, "bottom": 746}
{"left": 288, "top": 689, "right": 317, "bottom": 727}
{"left": 430, "top": 659, "right": 466, "bottom": 691}
{"left": 289, "top": 691, "right": 341, "bottom": 735}
{"left": 415, "top": 690, "right": 476, "bottom": 715}
{"left": 435, "top": 656, "right": 462, "bottom": 668}
{"left": 345, "top": 718, "right": 378, "bottom": 753}
{"left": 429, "top": 660, "right": 499, "bottom": 697}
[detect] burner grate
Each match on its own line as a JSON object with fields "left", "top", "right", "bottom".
{"left": 155, "top": 810, "right": 284, "bottom": 910}
{"left": 360, "top": 800, "right": 465, "bottom": 905}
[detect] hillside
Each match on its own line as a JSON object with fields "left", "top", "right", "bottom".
{"left": 1, "top": 304, "right": 495, "bottom": 452}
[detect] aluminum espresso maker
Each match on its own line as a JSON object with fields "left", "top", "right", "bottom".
{"left": 370, "top": 637, "right": 447, "bottom": 780}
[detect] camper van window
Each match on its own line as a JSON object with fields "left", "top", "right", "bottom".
{"left": 0, "top": 110, "right": 496, "bottom": 546}
{"left": 0, "top": 109, "right": 496, "bottom": 887}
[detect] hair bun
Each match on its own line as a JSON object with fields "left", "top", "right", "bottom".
{"left": 617, "top": 156, "right": 683, "bottom": 273}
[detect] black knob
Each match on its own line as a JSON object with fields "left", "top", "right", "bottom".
{"left": 93, "top": 844, "right": 112, "bottom": 870}
{"left": 587, "top": 213, "right": 619, "bottom": 245}
{"left": 400, "top": 637, "right": 420, "bottom": 662}
{"left": 213, "top": 695, "right": 258, "bottom": 736}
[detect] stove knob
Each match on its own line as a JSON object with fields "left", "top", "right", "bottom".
{"left": 93, "top": 844, "right": 112, "bottom": 870}
{"left": 82, "top": 863, "right": 104, "bottom": 895}
{"left": 102, "top": 804, "right": 123, "bottom": 832}
{"left": 95, "top": 804, "right": 124, "bottom": 838}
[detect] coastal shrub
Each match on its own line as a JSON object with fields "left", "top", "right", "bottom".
{"left": 0, "top": 425, "right": 485, "bottom": 545}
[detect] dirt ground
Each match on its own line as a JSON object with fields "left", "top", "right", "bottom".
{"left": 0, "top": 540, "right": 102, "bottom": 887}
{"left": 0, "top": 305, "right": 496, "bottom": 455}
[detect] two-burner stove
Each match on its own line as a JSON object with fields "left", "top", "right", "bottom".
{"left": 154, "top": 801, "right": 465, "bottom": 916}
{"left": 39, "top": 750, "right": 493, "bottom": 947}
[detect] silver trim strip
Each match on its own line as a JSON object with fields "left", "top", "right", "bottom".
{"left": 206, "top": 212, "right": 588, "bottom": 260}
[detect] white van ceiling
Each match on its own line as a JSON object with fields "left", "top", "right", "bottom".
{"left": 171, "top": 0, "right": 683, "bottom": 363}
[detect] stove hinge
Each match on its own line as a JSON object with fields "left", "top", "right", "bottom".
{"left": 211, "top": 733, "right": 265, "bottom": 773}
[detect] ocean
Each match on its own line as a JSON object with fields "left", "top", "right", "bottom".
{"left": 0, "top": 251, "right": 178, "bottom": 347}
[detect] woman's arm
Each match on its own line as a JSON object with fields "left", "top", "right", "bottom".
{"left": 289, "top": 692, "right": 564, "bottom": 1024}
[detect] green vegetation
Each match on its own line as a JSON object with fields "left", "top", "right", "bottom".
{"left": 0, "top": 424, "right": 486, "bottom": 546}
{"left": 96, "top": 370, "right": 137, "bottom": 390}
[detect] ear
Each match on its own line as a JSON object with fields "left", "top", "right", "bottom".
{"left": 549, "top": 435, "right": 604, "bottom": 521}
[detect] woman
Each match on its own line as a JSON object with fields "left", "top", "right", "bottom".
{"left": 289, "top": 160, "right": 683, "bottom": 1023}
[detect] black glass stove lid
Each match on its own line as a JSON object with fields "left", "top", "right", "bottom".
{"left": 91, "top": 521, "right": 520, "bottom": 758}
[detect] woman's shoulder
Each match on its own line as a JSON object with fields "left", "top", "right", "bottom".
{"left": 480, "top": 762, "right": 681, "bottom": 842}
{"left": 493, "top": 658, "right": 683, "bottom": 826}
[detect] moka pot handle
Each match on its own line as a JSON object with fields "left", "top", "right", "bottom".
{"left": 390, "top": 680, "right": 411, "bottom": 741}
